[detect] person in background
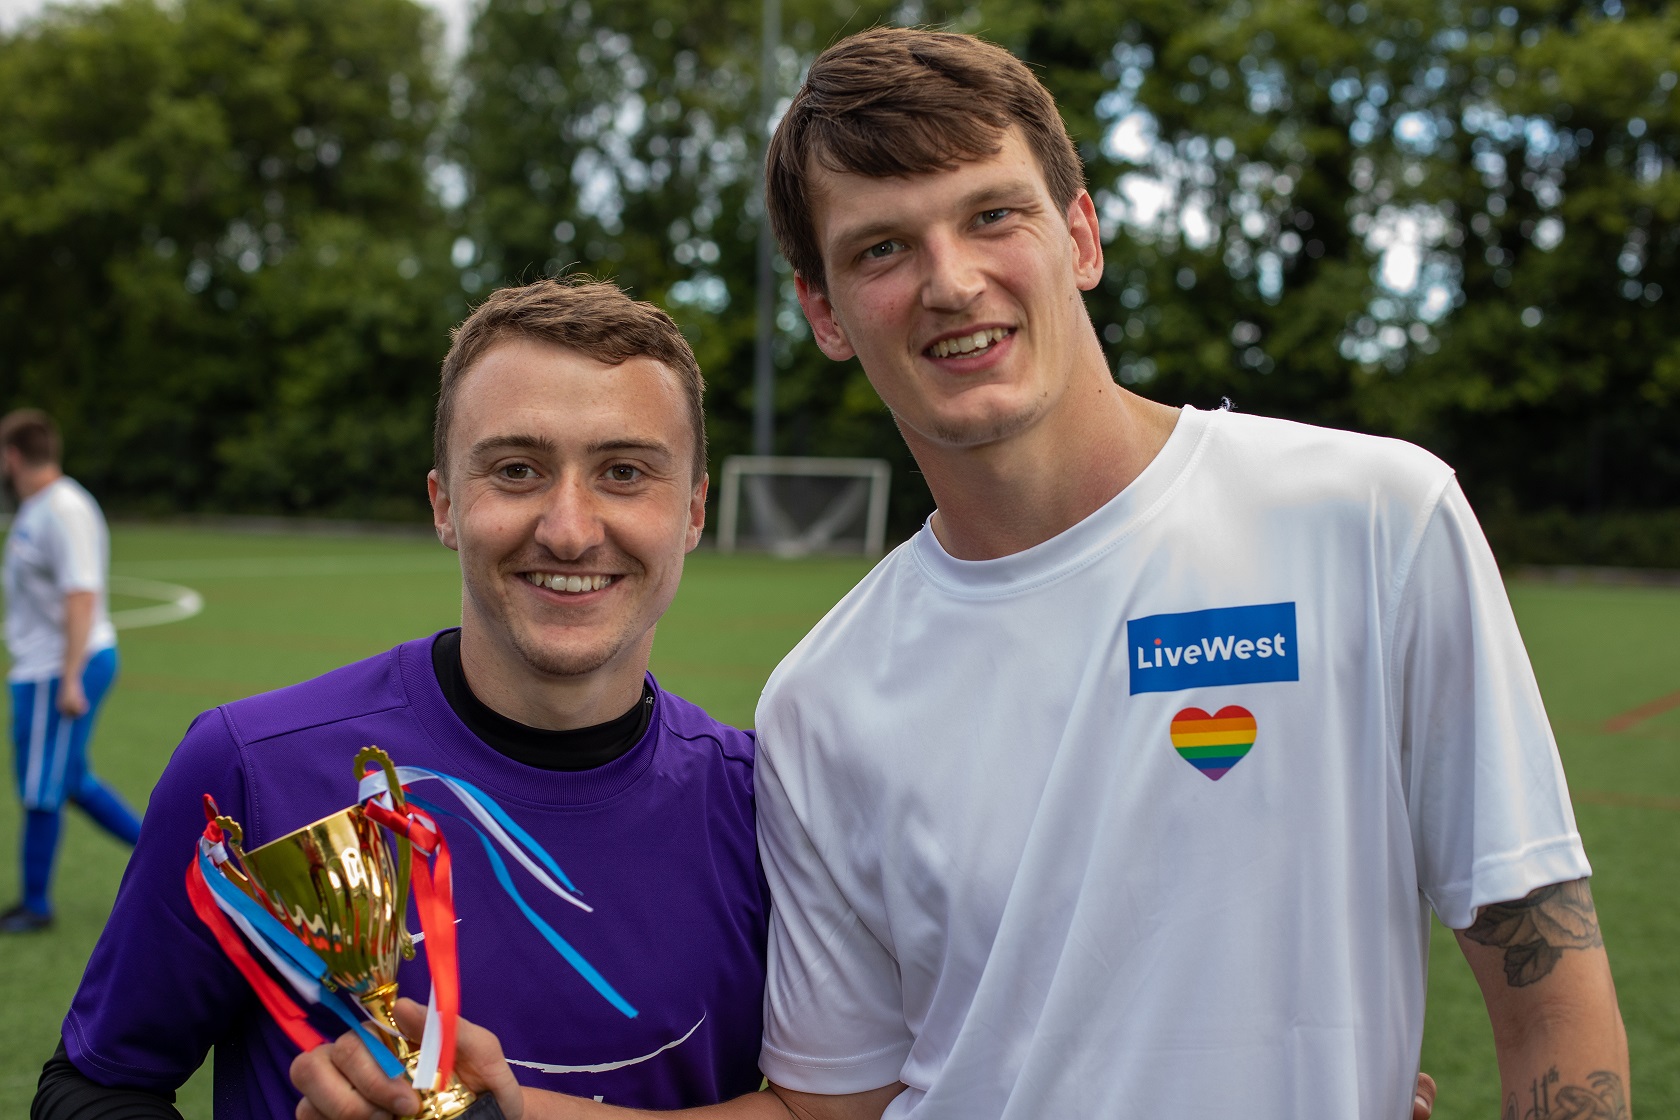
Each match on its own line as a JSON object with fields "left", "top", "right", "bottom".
{"left": 1, "top": 407, "right": 141, "bottom": 934}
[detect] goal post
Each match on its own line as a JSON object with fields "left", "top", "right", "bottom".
{"left": 716, "top": 456, "right": 892, "bottom": 558}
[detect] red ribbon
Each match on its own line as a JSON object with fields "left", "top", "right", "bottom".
{"left": 363, "top": 798, "right": 461, "bottom": 1090}
{"left": 184, "top": 850, "right": 325, "bottom": 1054}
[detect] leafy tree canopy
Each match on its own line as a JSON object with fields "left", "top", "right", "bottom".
{"left": 456, "top": 0, "right": 1678, "bottom": 534}
{"left": 0, "top": 0, "right": 461, "bottom": 516}
{"left": 1, "top": 0, "right": 1673, "bottom": 544}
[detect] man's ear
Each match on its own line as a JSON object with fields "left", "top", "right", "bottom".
{"left": 427, "top": 469, "right": 458, "bottom": 551}
{"left": 686, "top": 474, "right": 708, "bottom": 553}
{"left": 795, "top": 273, "right": 857, "bottom": 361}
{"left": 1068, "top": 189, "right": 1105, "bottom": 293}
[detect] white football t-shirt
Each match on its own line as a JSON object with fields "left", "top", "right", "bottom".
{"left": 4, "top": 476, "right": 116, "bottom": 682}
{"left": 755, "top": 406, "right": 1587, "bottom": 1119}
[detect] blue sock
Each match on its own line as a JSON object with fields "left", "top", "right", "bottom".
{"left": 73, "top": 780, "right": 142, "bottom": 846}
{"left": 22, "top": 809, "right": 62, "bottom": 915}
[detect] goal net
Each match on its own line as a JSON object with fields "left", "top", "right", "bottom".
{"left": 716, "top": 456, "right": 892, "bottom": 557}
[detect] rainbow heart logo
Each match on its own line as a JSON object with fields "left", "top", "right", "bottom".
{"left": 1169, "top": 706, "right": 1257, "bottom": 781}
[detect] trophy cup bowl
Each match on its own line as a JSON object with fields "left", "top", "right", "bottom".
{"left": 214, "top": 748, "right": 485, "bottom": 1119}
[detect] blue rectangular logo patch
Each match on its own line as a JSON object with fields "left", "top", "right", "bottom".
{"left": 1127, "top": 602, "right": 1299, "bottom": 694}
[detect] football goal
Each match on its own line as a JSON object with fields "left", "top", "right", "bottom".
{"left": 715, "top": 456, "right": 892, "bottom": 558}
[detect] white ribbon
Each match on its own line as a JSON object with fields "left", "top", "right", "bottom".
{"left": 357, "top": 767, "right": 591, "bottom": 913}
{"left": 413, "top": 985, "right": 444, "bottom": 1090}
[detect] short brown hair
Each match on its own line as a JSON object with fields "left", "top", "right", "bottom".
{"left": 766, "top": 27, "right": 1086, "bottom": 291}
{"left": 0, "top": 409, "right": 60, "bottom": 467}
{"left": 436, "top": 277, "right": 707, "bottom": 482}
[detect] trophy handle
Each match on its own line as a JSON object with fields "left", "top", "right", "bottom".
{"left": 210, "top": 813, "right": 290, "bottom": 923}
{"left": 213, "top": 815, "right": 257, "bottom": 894}
{"left": 355, "top": 746, "right": 416, "bottom": 961}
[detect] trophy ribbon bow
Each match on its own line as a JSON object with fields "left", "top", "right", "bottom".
{"left": 184, "top": 797, "right": 409, "bottom": 1078}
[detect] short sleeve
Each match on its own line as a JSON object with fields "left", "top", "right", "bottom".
{"left": 1394, "top": 479, "right": 1590, "bottom": 930}
{"left": 46, "top": 489, "right": 105, "bottom": 594}
{"left": 755, "top": 721, "right": 911, "bottom": 1094}
{"left": 63, "top": 710, "right": 259, "bottom": 1091}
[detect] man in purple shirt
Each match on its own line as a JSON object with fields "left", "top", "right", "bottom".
{"left": 32, "top": 278, "right": 770, "bottom": 1118}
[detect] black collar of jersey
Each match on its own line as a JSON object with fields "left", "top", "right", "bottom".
{"left": 430, "top": 628, "right": 653, "bottom": 771}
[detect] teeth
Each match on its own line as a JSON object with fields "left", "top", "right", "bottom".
{"left": 524, "top": 573, "right": 612, "bottom": 593}
{"left": 929, "top": 328, "right": 1009, "bottom": 359}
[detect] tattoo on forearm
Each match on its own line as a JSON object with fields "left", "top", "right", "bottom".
{"left": 1465, "top": 879, "right": 1603, "bottom": 987}
{"left": 1504, "top": 1068, "right": 1627, "bottom": 1119}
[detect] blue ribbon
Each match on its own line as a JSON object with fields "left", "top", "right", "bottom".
{"left": 407, "top": 794, "right": 637, "bottom": 1019}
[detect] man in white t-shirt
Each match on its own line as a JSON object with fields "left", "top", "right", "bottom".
{"left": 744, "top": 27, "right": 1627, "bottom": 1119}
{"left": 2, "top": 409, "right": 140, "bottom": 933}
{"left": 289, "top": 28, "right": 1624, "bottom": 1120}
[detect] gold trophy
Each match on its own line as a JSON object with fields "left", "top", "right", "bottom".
{"left": 208, "top": 747, "right": 494, "bottom": 1119}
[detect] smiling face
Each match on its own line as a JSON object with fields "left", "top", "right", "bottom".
{"left": 430, "top": 337, "right": 705, "bottom": 716}
{"left": 795, "top": 127, "right": 1105, "bottom": 457}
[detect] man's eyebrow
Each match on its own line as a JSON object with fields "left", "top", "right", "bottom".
{"left": 468, "top": 435, "right": 676, "bottom": 461}
{"left": 467, "top": 434, "right": 556, "bottom": 460}
{"left": 830, "top": 218, "right": 903, "bottom": 254}
{"left": 952, "top": 179, "right": 1041, "bottom": 214}
{"left": 589, "top": 438, "right": 674, "bottom": 460}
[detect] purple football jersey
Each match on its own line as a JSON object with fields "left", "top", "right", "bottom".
{"left": 64, "top": 635, "right": 768, "bottom": 1116}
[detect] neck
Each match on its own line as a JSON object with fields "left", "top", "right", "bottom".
{"left": 12, "top": 464, "right": 62, "bottom": 501}
{"left": 456, "top": 619, "right": 650, "bottom": 731}
{"left": 909, "top": 359, "right": 1180, "bottom": 561}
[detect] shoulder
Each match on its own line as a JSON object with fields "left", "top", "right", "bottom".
{"left": 142, "top": 637, "right": 441, "bottom": 854}
{"left": 648, "top": 682, "right": 759, "bottom": 827}
{"left": 215, "top": 639, "right": 421, "bottom": 747}
{"left": 1203, "top": 410, "right": 1450, "bottom": 492}
{"left": 17, "top": 478, "right": 100, "bottom": 538}
{"left": 41, "top": 477, "right": 105, "bottom": 524}
{"left": 1199, "top": 410, "right": 1452, "bottom": 503}
{"left": 1182, "top": 410, "right": 1459, "bottom": 561}
{"left": 652, "top": 683, "right": 755, "bottom": 769}
{"left": 756, "top": 546, "right": 913, "bottom": 731}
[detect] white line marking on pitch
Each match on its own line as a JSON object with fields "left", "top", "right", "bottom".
{"left": 108, "top": 575, "right": 205, "bottom": 630}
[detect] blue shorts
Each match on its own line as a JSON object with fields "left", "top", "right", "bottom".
{"left": 11, "top": 646, "right": 119, "bottom": 812}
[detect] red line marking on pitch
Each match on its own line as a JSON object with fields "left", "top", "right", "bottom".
{"left": 1602, "top": 690, "right": 1680, "bottom": 733}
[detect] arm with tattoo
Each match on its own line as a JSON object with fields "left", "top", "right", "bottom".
{"left": 1456, "top": 878, "right": 1631, "bottom": 1118}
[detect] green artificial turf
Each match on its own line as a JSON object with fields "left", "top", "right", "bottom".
{"left": 1, "top": 528, "right": 1674, "bottom": 1117}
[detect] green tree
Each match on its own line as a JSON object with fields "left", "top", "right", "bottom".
{"left": 1020, "top": 0, "right": 1678, "bottom": 529}
{"left": 1374, "top": 2, "right": 1679, "bottom": 522}
{"left": 0, "top": 0, "right": 461, "bottom": 517}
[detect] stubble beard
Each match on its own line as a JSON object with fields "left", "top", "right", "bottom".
{"left": 505, "top": 622, "right": 622, "bottom": 679}
{"left": 913, "top": 390, "right": 1050, "bottom": 449}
